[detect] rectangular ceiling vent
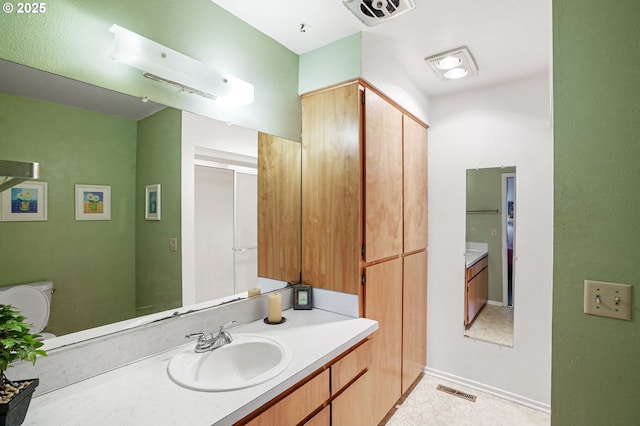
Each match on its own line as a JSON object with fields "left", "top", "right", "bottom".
{"left": 343, "top": 0, "right": 416, "bottom": 26}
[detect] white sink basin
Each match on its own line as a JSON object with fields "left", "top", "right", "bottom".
{"left": 167, "top": 334, "right": 292, "bottom": 391}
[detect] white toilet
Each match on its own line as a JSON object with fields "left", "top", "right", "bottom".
{"left": 0, "top": 281, "right": 56, "bottom": 340}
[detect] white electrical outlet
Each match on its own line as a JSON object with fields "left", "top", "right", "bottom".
{"left": 584, "top": 280, "right": 632, "bottom": 320}
{"left": 169, "top": 237, "right": 178, "bottom": 252}
{"left": 491, "top": 228, "right": 498, "bottom": 237}
{"left": 471, "top": 227, "right": 477, "bottom": 236}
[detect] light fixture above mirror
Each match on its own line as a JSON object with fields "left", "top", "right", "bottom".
{"left": 425, "top": 46, "right": 478, "bottom": 81}
{"left": 109, "top": 25, "right": 254, "bottom": 105}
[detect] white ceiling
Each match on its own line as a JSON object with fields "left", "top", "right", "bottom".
{"left": 211, "top": 0, "right": 551, "bottom": 97}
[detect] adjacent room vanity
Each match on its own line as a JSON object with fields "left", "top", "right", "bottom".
{"left": 464, "top": 243, "right": 489, "bottom": 327}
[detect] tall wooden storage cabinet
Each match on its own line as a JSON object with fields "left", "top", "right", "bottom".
{"left": 301, "top": 80, "right": 428, "bottom": 425}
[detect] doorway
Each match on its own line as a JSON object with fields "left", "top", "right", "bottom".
{"left": 502, "top": 173, "right": 516, "bottom": 307}
{"left": 194, "top": 162, "right": 257, "bottom": 302}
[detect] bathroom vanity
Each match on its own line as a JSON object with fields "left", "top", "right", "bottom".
{"left": 465, "top": 244, "right": 489, "bottom": 327}
{"left": 23, "top": 309, "right": 377, "bottom": 425}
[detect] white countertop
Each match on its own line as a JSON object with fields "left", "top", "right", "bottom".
{"left": 465, "top": 249, "right": 488, "bottom": 268}
{"left": 25, "top": 309, "right": 378, "bottom": 426}
{"left": 465, "top": 242, "right": 488, "bottom": 268}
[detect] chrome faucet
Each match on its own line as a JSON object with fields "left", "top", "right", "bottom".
{"left": 185, "top": 321, "right": 237, "bottom": 353}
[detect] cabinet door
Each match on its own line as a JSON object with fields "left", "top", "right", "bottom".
{"left": 258, "top": 133, "right": 301, "bottom": 282}
{"left": 466, "top": 268, "right": 487, "bottom": 325}
{"left": 364, "top": 258, "right": 403, "bottom": 424}
{"left": 403, "top": 114, "right": 428, "bottom": 253}
{"left": 402, "top": 250, "right": 427, "bottom": 394}
{"left": 364, "top": 89, "right": 403, "bottom": 263}
{"left": 478, "top": 267, "right": 488, "bottom": 311}
{"left": 331, "top": 371, "right": 375, "bottom": 426}
{"left": 301, "top": 83, "right": 361, "bottom": 294}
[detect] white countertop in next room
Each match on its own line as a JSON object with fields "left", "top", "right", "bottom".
{"left": 25, "top": 309, "right": 378, "bottom": 426}
{"left": 465, "top": 241, "right": 489, "bottom": 268}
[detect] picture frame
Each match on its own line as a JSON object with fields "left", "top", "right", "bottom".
{"left": 293, "top": 285, "right": 313, "bottom": 310}
{"left": 0, "top": 181, "right": 48, "bottom": 221}
{"left": 75, "top": 184, "right": 111, "bottom": 221}
{"left": 145, "top": 184, "right": 161, "bottom": 221}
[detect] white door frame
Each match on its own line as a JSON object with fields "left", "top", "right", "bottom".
{"left": 501, "top": 173, "right": 516, "bottom": 307}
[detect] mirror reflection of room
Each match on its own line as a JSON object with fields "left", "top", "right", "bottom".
{"left": 0, "top": 59, "right": 301, "bottom": 341}
{"left": 464, "top": 166, "right": 516, "bottom": 347}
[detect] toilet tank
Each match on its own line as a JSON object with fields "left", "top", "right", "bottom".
{"left": 24, "top": 280, "right": 54, "bottom": 304}
{"left": 0, "top": 280, "right": 54, "bottom": 333}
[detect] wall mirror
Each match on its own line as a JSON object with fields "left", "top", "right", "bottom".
{"left": 0, "top": 58, "right": 301, "bottom": 344}
{"left": 463, "top": 166, "right": 516, "bottom": 347}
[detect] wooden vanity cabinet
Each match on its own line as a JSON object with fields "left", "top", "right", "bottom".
{"left": 239, "top": 339, "right": 373, "bottom": 426}
{"left": 465, "top": 256, "right": 488, "bottom": 327}
{"left": 304, "top": 406, "right": 330, "bottom": 426}
{"left": 301, "top": 80, "right": 428, "bottom": 425}
{"left": 244, "top": 370, "right": 329, "bottom": 426}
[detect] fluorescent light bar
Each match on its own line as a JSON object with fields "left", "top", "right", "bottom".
{"left": 109, "top": 25, "right": 254, "bottom": 105}
{"left": 425, "top": 46, "right": 478, "bottom": 81}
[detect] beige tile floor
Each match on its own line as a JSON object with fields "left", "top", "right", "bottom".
{"left": 464, "top": 304, "right": 514, "bottom": 347}
{"left": 386, "top": 375, "right": 550, "bottom": 426}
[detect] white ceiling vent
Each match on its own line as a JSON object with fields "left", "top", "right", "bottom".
{"left": 343, "top": 0, "right": 416, "bottom": 26}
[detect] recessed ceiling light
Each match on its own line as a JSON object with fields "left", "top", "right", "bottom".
{"left": 425, "top": 46, "right": 478, "bottom": 81}
{"left": 444, "top": 68, "right": 468, "bottom": 79}
{"left": 436, "top": 56, "right": 461, "bottom": 70}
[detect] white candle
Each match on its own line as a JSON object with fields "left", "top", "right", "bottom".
{"left": 267, "top": 293, "right": 282, "bottom": 323}
{"left": 248, "top": 288, "right": 261, "bottom": 297}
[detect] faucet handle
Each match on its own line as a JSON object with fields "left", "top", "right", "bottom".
{"left": 185, "top": 331, "right": 205, "bottom": 341}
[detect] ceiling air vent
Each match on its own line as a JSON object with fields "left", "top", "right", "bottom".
{"left": 343, "top": 0, "right": 416, "bottom": 26}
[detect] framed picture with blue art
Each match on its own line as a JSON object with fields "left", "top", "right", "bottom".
{"left": 75, "top": 184, "right": 111, "bottom": 221}
{"left": 0, "top": 181, "right": 47, "bottom": 221}
{"left": 145, "top": 184, "right": 161, "bottom": 220}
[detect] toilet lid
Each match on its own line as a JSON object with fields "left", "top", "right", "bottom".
{"left": 0, "top": 286, "right": 49, "bottom": 333}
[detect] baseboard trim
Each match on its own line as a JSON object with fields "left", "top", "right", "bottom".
{"left": 424, "top": 367, "right": 551, "bottom": 414}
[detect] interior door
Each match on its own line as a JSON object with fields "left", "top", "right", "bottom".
{"left": 194, "top": 166, "right": 234, "bottom": 301}
{"left": 234, "top": 172, "right": 258, "bottom": 293}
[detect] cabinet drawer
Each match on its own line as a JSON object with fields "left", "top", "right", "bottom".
{"left": 245, "top": 369, "right": 330, "bottom": 426}
{"left": 331, "top": 339, "right": 372, "bottom": 394}
{"left": 466, "top": 256, "right": 488, "bottom": 281}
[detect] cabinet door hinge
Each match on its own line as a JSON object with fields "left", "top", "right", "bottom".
{"left": 361, "top": 273, "right": 366, "bottom": 285}
{"left": 361, "top": 91, "right": 366, "bottom": 105}
{"left": 361, "top": 245, "right": 366, "bottom": 257}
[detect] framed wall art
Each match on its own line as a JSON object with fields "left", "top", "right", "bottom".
{"left": 75, "top": 184, "right": 111, "bottom": 221}
{"left": 0, "top": 181, "right": 48, "bottom": 221}
{"left": 145, "top": 184, "right": 161, "bottom": 220}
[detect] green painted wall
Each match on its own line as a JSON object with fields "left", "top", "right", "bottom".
{"left": 553, "top": 0, "right": 640, "bottom": 424}
{"left": 298, "top": 33, "right": 362, "bottom": 95}
{"left": 466, "top": 167, "right": 515, "bottom": 302}
{"left": 0, "top": 0, "right": 300, "bottom": 140}
{"left": 0, "top": 92, "right": 137, "bottom": 335}
{"left": 135, "top": 108, "right": 182, "bottom": 316}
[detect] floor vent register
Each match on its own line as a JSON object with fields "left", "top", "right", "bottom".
{"left": 436, "top": 384, "right": 477, "bottom": 402}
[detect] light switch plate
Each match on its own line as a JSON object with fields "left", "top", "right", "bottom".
{"left": 584, "top": 280, "right": 632, "bottom": 320}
